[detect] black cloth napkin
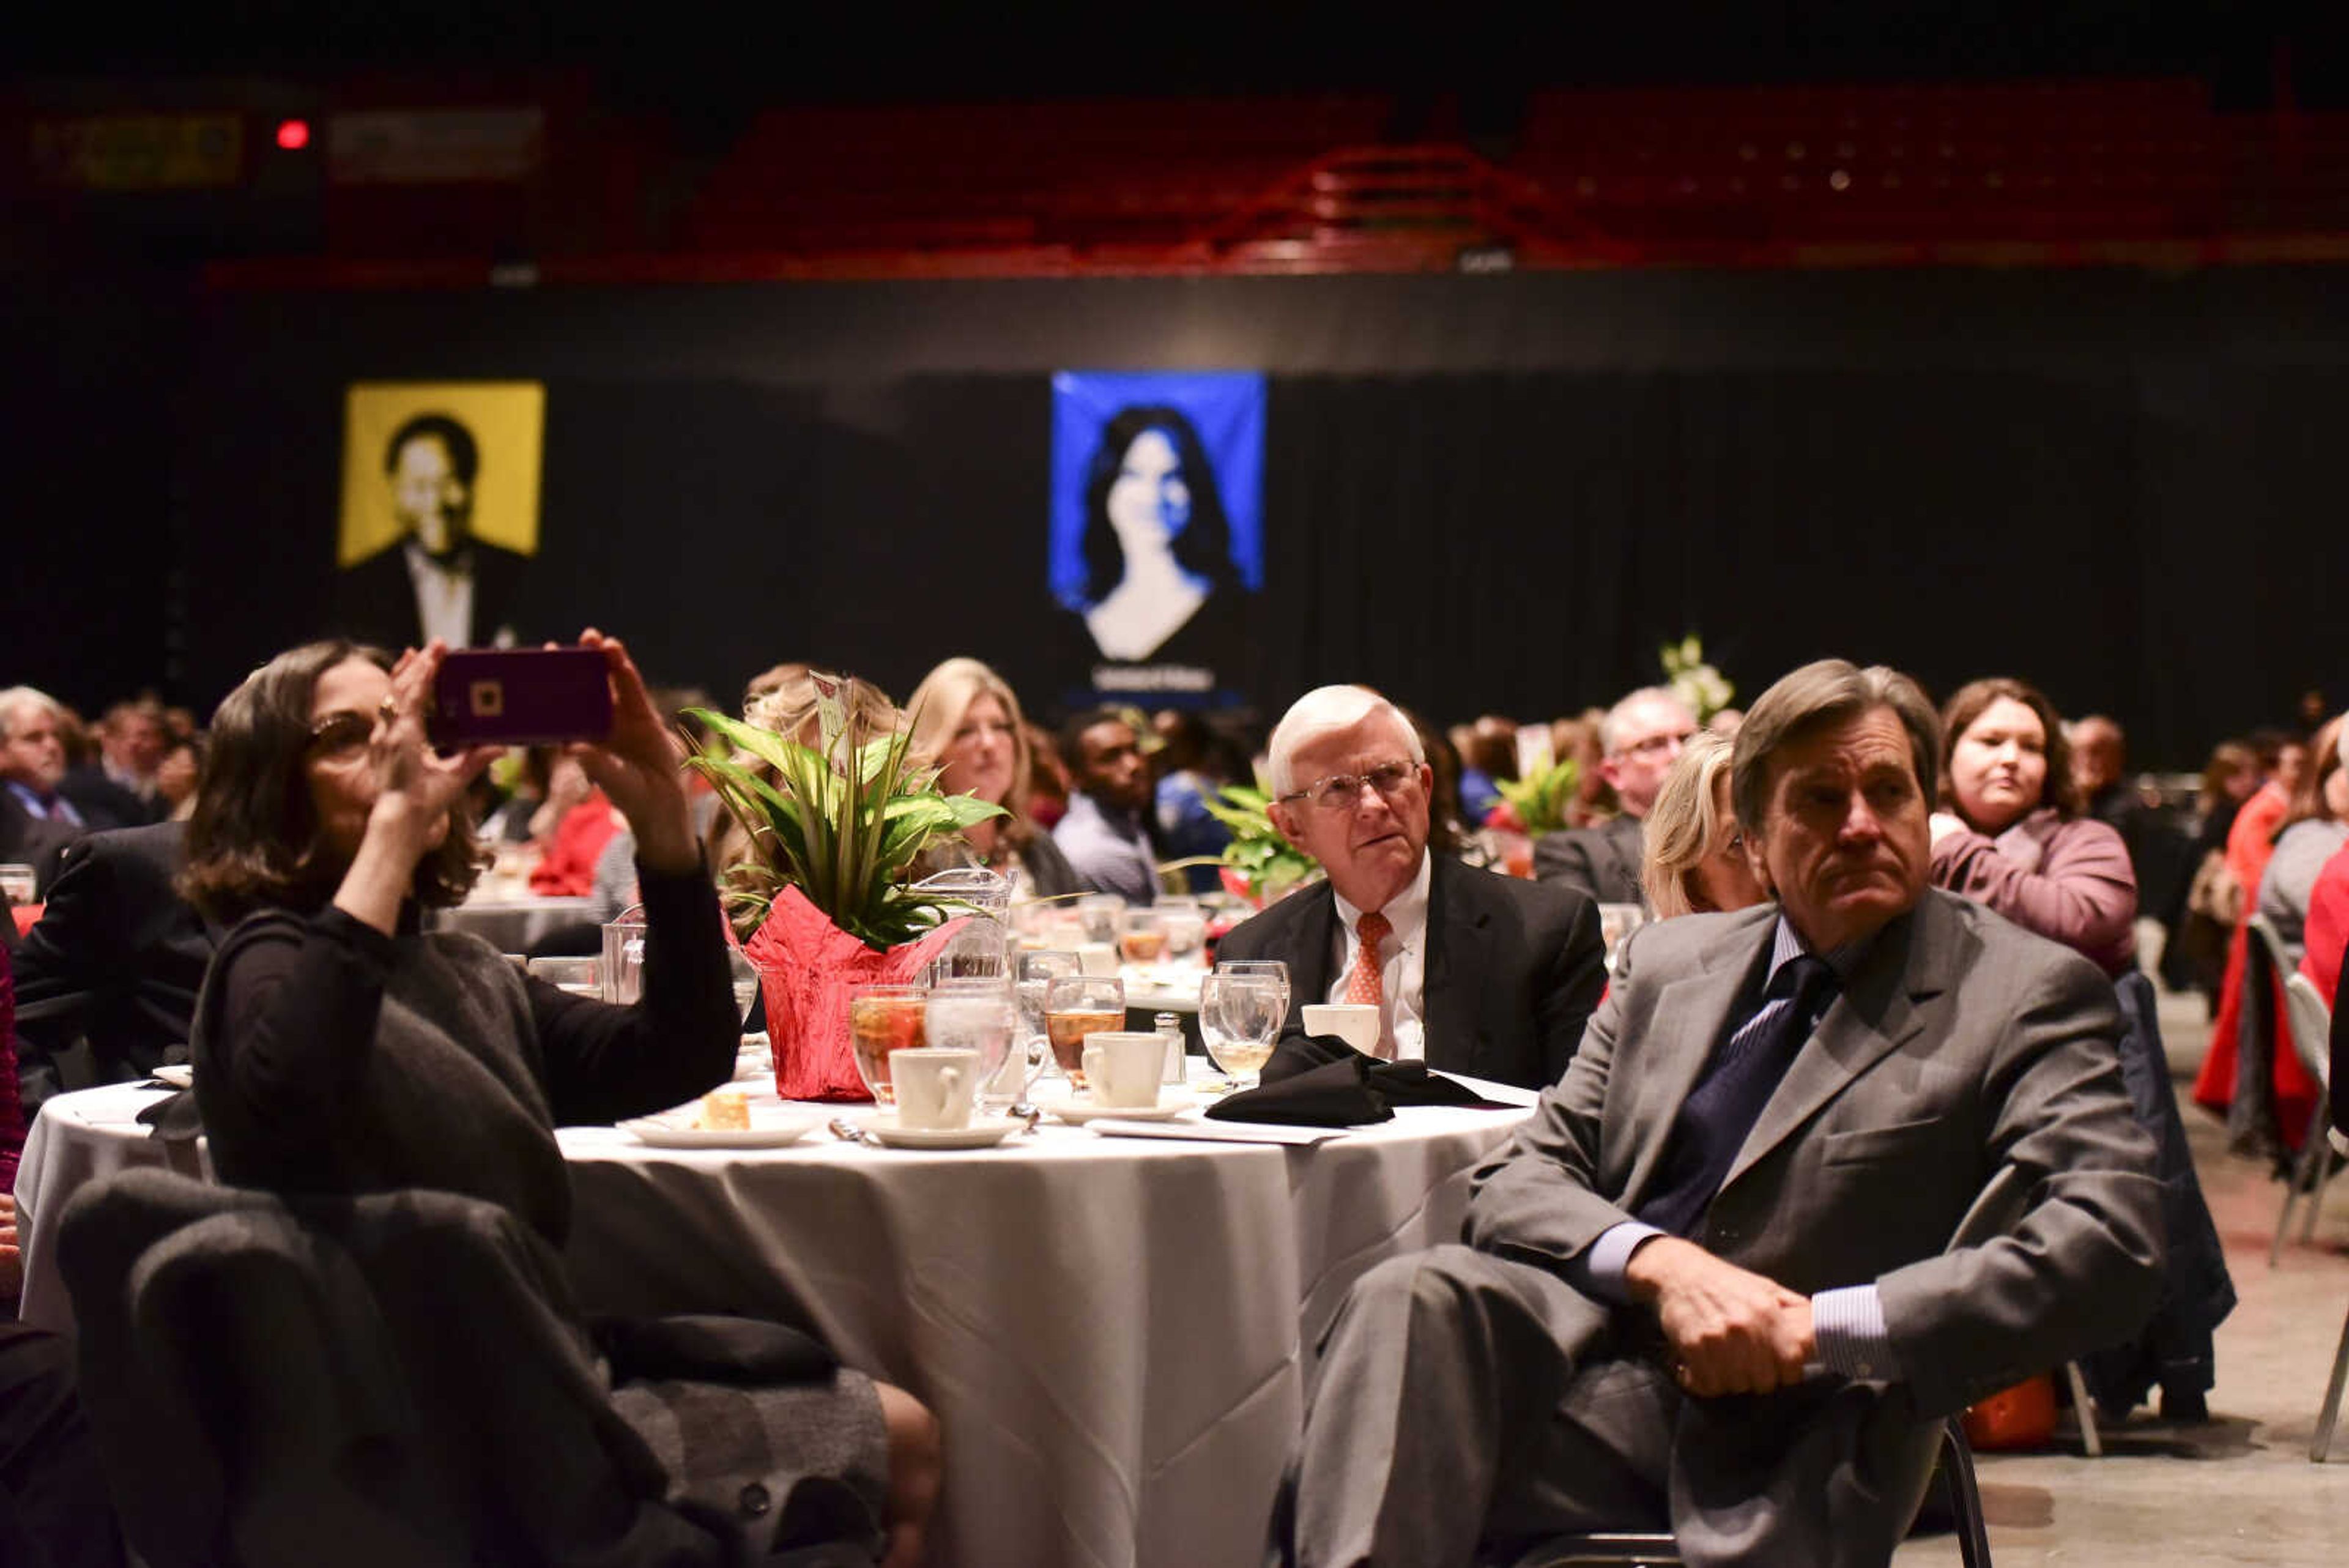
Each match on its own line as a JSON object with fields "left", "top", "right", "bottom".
{"left": 1206, "top": 1036, "right": 1513, "bottom": 1127}
{"left": 135, "top": 1088, "right": 203, "bottom": 1143}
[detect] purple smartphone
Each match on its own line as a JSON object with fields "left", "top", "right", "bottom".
{"left": 429, "top": 647, "right": 614, "bottom": 748}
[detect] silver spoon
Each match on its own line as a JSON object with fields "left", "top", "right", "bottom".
{"left": 827, "top": 1116, "right": 883, "bottom": 1148}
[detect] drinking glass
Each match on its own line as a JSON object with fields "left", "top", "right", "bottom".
{"left": 1076, "top": 893, "right": 1124, "bottom": 945}
{"left": 1017, "top": 951, "right": 1083, "bottom": 1080}
{"left": 1215, "top": 959, "right": 1292, "bottom": 1030}
{"left": 1200, "top": 972, "right": 1285, "bottom": 1091}
{"left": 525, "top": 956, "right": 600, "bottom": 998}
{"left": 1596, "top": 902, "right": 1647, "bottom": 965}
{"left": 601, "top": 906, "right": 647, "bottom": 1005}
{"left": 1043, "top": 975, "right": 1126, "bottom": 1091}
{"left": 1118, "top": 908, "right": 1168, "bottom": 965}
{"left": 725, "top": 947, "right": 760, "bottom": 1029}
{"left": 926, "top": 978, "right": 1020, "bottom": 1110}
{"left": 849, "top": 983, "right": 929, "bottom": 1105}
{"left": 1153, "top": 896, "right": 1206, "bottom": 963}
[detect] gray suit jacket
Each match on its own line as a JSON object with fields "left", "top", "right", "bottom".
{"left": 1214, "top": 852, "right": 1607, "bottom": 1090}
{"left": 1468, "top": 889, "right": 2164, "bottom": 1420}
{"left": 1533, "top": 812, "right": 1647, "bottom": 908}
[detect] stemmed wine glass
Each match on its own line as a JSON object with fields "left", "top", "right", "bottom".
{"left": 1198, "top": 971, "right": 1285, "bottom": 1093}
{"left": 1215, "top": 959, "right": 1292, "bottom": 1033}
{"left": 1042, "top": 975, "right": 1125, "bottom": 1094}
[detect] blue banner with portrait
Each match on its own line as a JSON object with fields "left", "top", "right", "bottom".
{"left": 1048, "top": 371, "right": 1266, "bottom": 691}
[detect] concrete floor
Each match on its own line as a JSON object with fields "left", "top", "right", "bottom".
{"left": 1895, "top": 975, "right": 2349, "bottom": 1566}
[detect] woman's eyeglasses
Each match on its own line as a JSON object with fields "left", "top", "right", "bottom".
{"left": 305, "top": 712, "right": 374, "bottom": 760}
{"left": 1280, "top": 760, "right": 1421, "bottom": 814}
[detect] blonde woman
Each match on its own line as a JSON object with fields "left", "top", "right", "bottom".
{"left": 1637, "top": 729, "right": 1765, "bottom": 919}
{"left": 905, "top": 656, "right": 1087, "bottom": 899}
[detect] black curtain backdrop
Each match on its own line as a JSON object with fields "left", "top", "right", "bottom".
{"left": 11, "top": 267, "right": 2344, "bottom": 766}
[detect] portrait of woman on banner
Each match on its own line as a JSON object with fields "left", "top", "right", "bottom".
{"left": 1064, "top": 405, "right": 1247, "bottom": 664}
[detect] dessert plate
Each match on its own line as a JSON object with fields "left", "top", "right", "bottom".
{"left": 620, "top": 1107, "right": 823, "bottom": 1149}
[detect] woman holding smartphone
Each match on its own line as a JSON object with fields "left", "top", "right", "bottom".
{"left": 182, "top": 631, "right": 939, "bottom": 1568}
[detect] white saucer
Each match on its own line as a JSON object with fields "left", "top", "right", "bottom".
{"left": 620, "top": 1107, "right": 825, "bottom": 1149}
{"left": 152, "top": 1065, "right": 194, "bottom": 1088}
{"left": 1048, "top": 1093, "right": 1198, "bottom": 1125}
{"left": 861, "top": 1114, "right": 1025, "bottom": 1150}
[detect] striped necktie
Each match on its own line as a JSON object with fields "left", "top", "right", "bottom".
{"left": 1347, "top": 910, "right": 1393, "bottom": 1057}
{"left": 1636, "top": 953, "right": 1841, "bottom": 1236}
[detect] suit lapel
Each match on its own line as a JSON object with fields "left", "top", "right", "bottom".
{"left": 1282, "top": 885, "right": 1340, "bottom": 1033}
{"left": 1422, "top": 856, "right": 1488, "bottom": 1071}
{"left": 1719, "top": 899, "right": 1954, "bottom": 1194}
{"left": 1606, "top": 815, "right": 1645, "bottom": 899}
{"left": 1616, "top": 910, "right": 1775, "bottom": 1205}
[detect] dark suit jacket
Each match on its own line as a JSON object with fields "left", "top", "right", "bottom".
{"left": 1215, "top": 852, "right": 1606, "bottom": 1090}
{"left": 1532, "top": 812, "right": 1647, "bottom": 908}
{"left": 0, "top": 790, "right": 80, "bottom": 899}
{"left": 1468, "top": 889, "right": 2165, "bottom": 1421}
{"left": 11, "top": 822, "right": 219, "bottom": 1115}
{"left": 332, "top": 537, "right": 531, "bottom": 650}
{"left": 58, "top": 765, "right": 157, "bottom": 831}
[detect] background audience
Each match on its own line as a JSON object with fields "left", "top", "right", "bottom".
{"left": 905, "top": 656, "right": 1086, "bottom": 898}
{"left": 1928, "top": 676, "right": 2137, "bottom": 978}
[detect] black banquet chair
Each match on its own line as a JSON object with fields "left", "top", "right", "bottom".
{"left": 55, "top": 1166, "right": 763, "bottom": 1568}
{"left": 1499, "top": 1416, "right": 1993, "bottom": 1567}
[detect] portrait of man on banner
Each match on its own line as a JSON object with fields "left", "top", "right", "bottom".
{"left": 1049, "top": 371, "right": 1265, "bottom": 676}
{"left": 335, "top": 381, "right": 545, "bottom": 650}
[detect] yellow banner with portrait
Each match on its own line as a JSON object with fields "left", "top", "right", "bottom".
{"left": 337, "top": 382, "right": 545, "bottom": 568}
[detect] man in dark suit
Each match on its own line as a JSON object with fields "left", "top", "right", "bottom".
{"left": 333, "top": 411, "right": 529, "bottom": 651}
{"left": 10, "top": 822, "right": 218, "bottom": 1117}
{"left": 1216, "top": 684, "right": 1606, "bottom": 1091}
{"left": 1274, "top": 661, "right": 2164, "bottom": 1567}
{"left": 1535, "top": 686, "right": 1698, "bottom": 908}
{"left": 0, "top": 689, "right": 86, "bottom": 896}
{"left": 57, "top": 702, "right": 166, "bottom": 831}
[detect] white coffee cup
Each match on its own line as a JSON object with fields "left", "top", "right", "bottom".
{"left": 1081, "top": 1031, "right": 1167, "bottom": 1109}
{"left": 890, "top": 1047, "right": 981, "bottom": 1131}
{"left": 1076, "top": 942, "right": 1121, "bottom": 978}
{"left": 1302, "top": 1003, "right": 1382, "bottom": 1055}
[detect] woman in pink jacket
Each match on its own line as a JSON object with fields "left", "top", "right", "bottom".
{"left": 1928, "top": 677, "right": 2137, "bottom": 978}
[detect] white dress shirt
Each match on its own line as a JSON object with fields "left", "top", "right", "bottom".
{"left": 1327, "top": 852, "right": 1433, "bottom": 1060}
{"left": 402, "top": 540, "right": 477, "bottom": 649}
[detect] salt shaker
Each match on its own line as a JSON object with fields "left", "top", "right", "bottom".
{"left": 1154, "top": 1010, "right": 1187, "bottom": 1086}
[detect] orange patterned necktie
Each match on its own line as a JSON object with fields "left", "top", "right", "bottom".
{"left": 1347, "top": 912, "right": 1393, "bottom": 1058}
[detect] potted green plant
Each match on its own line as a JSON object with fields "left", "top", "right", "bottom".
{"left": 686, "top": 689, "right": 1004, "bottom": 1101}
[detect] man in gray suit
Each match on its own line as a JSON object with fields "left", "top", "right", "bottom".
{"left": 1534, "top": 686, "right": 1697, "bottom": 907}
{"left": 1274, "top": 660, "right": 2163, "bottom": 1567}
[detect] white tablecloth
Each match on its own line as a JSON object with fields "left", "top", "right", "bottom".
{"left": 15, "top": 1078, "right": 1530, "bottom": 1568}
{"left": 428, "top": 894, "right": 596, "bottom": 953}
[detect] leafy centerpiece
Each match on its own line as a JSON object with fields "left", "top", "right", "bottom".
{"left": 685, "top": 682, "right": 1004, "bottom": 1101}
{"left": 1493, "top": 755, "right": 1581, "bottom": 839}
{"left": 1200, "top": 784, "right": 1321, "bottom": 907}
{"left": 1660, "top": 634, "right": 1735, "bottom": 726}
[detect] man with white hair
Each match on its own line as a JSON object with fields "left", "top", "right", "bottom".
{"left": 1215, "top": 684, "right": 1606, "bottom": 1090}
{"left": 0, "top": 686, "right": 87, "bottom": 891}
{"left": 1535, "top": 686, "right": 1698, "bottom": 907}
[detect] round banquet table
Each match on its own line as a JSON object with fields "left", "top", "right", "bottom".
{"left": 14, "top": 1075, "right": 1532, "bottom": 1568}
